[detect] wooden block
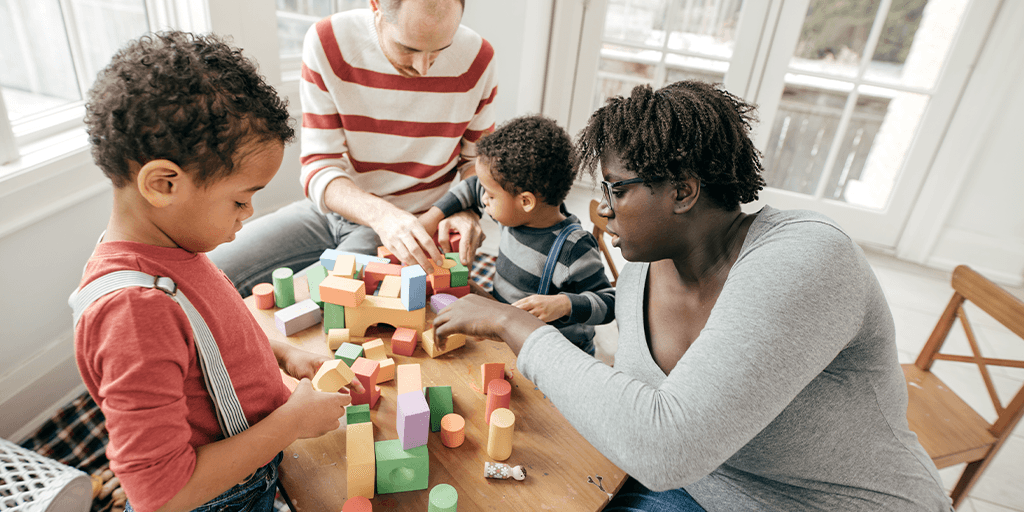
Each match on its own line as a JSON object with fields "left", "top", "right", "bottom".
{"left": 335, "top": 342, "right": 364, "bottom": 367}
{"left": 480, "top": 363, "right": 505, "bottom": 394}
{"left": 378, "top": 275, "right": 402, "bottom": 299}
{"left": 342, "top": 496, "right": 372, "bottom": 512}
{"left": 363, "top": 262, "right": 402, "bottom": 297}
{"left": 321, "top": 275, "right": 365, "bottom": 307}
{"left": 396, "top": 364, "right": 422, "bottom": 396}
{"left": 421, "top": 326, "right": 466, "bottom": 358}
{"left": 448, "top": 232, "right": 461, "bottom": 253}
{"left": 428, "top": 483, "right": 458, "bottom": 512}
{"left": 323, "top": 302, "right": 345, "bottom": 333}
{"left": 280, "top": 369, "right": 300, "bottom": 393}
{"left": 400, "top": 265, "right": 427, "bottom": 311}
{"left": 440, "top": 413, "right": 465, "bottom": 448}
{"left": 274, "top": 299, "right": 322, "bottom": 336}
{"left": 429, "top": 293, "right": 457, "bottom": 313}
{"left": 327, "top": 328, "right": 350, "bottom": 351}
{"left": 362, "top": 338, "right": 387, "bottom": 360}
{"left": 377, "top": 245, "right": 400, "bottom": 265}
{"left": 377, "top": 358, "right": 395, "bottom": 383}
{"left": 347, "top": 421, "right": 375, "bottom": 500}
{"left": 346, "top": 403, "right": 371, "bottom": 425}
{"left": 448, "top": 260, "right": 469, "bottom": 288}
{"left": 306, "top": 263, "right": 329, "bottom": 307}
{"left": 331, "top": 254, "right": 357, "bottom": 278}
{"left": 253, "top": 283, "right": 275, "bottom": 310}
{"left": 272, "top": 267, "right": 295, "bottom": 308}
{"left": 433, "top": 284, "right": 470, "bottom": 298}
{"left": 344, "top": 295, "right": 426, "bottom": 337}
{"left": 321, "top": 249, "right": 389, "bottom": 275}
{"left": 426, "top": 386, "right": 453, "bottom": 432}
{"left": 312, "top": 359, "right": 355, "bottom": 393}
{"left": 391, "top": 327, "right": 418, "bottom": 357}
{"left": 485, "top": 379, "right": 511, "bottom": 425}
{"left": 486, "top": 408, "right": 515, "bottom": 461}
{"left": 397, "top": 391, "right": 430, "bottom": 450}
{"left": 375, "top": 439, "right": 428, "bottom": 494}
{"left": 427, "top": 264, "right": 450, "bottom": 291}
{"left": 351, "top": 358, "right": 381, "bottom": 407}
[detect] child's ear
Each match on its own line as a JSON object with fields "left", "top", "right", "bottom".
{"left": 137, "top": 159, "right": 186, "bottom": 208}
{"left": 519, "top": 191, "right": 538, "bottom": 213}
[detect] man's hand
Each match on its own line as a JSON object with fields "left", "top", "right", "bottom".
{"left": 372, "top": 208, "right": 445, "bottom": 270}
{"left": 512, "top": 294, "right": 572, "bottom": 323}
{"left": 437, "top": 210, "right": 485, "bottom": 266}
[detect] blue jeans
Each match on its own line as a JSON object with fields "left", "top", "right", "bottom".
{"left": 605, "top": 477, "right": 707, "bottom": 512}
{"left": 125, "top": 452, "right": 283, "bottom": 512}
{"left": 208, "top": 200, "right": 382, "bottom": 297}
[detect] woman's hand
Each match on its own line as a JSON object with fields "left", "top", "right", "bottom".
{"left": 512, "top": 294, "right": 571, "bottom": 323}
{"left": 434, "top": 294, "right": 546, "bottom": 355}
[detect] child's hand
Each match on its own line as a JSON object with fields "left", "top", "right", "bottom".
{"left": 511, "top": 294, "right": 571, "bottom": 323}
{"left": 282, "top": 346, "right": 331, "bottom": 381}
{"left": 283, "top": 379, "right": 350, "bottom": 439}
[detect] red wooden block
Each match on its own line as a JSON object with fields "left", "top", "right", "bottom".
{"left": 376, "top": 246, "right": 400, "bottom": 265}
{"left": 391, "top": 327, "right": 418, "bottom": 357}
{"left": 485, "top": 379, "right": 512, "bottom": 425}
{"left": 432, "top": 284, "right": 470, "bottom": 298}
{"left": 363, "top": 262, "right": 402, "bottom": 297}
{"left": 480, "top": 362, "right": 505, "bottom": 394}
{"left": 351, "top": 358, "right": 381, "bottom": 408}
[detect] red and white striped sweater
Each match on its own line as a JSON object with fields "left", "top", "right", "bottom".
{"left": 299, "top": 9, "right": 498, "bottom": 215}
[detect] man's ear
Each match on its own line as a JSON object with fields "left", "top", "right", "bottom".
{"left": 137, "top": 159, "right": 186, "bottom": 208}
{"left": 672, "top": 177, "right": 702, "bottom": 214}
{"left": 519, "top": 191, "right": 538, "bottom": 213}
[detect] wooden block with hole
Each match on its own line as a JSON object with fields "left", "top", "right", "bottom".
{"left": 347, "top": 421, "right": 375, "bottom": 499}
{"left": 421, "top": 325, "right": 466, "bottom": 358}
{"left": 375, "top": 439, "right": 428, "bottom": 494}
{"left": 312, "top": 359, "right": 355, "bottom": 393}
{"left": 362, "top": 338, "right": 387, "bottom": 360}
{"left": 397, "top": 364, "right": 422, "bottom": 396}
{"left": 344, "top": 295, "right": 425, "bottom": 337}
{"left": 377, "top": 275, "right": 401, "bottom": 299}
{"left": 321, "top": 275, "right": 365, "bottom": 308}
{"left": 351, "top": 357, "right": 381, "bottom": 407}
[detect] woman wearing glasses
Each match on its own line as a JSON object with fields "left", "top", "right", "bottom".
{"left": 435, "top": 81, "right": 951, "bottom": 511}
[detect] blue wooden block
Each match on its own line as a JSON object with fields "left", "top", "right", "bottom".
{"left": 400, "top": 265, "right": 427, "bottom": 311}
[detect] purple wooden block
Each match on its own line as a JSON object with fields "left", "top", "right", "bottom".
{"left": 397, "top": 391, "right": 430, "bottom": 450}
{"left": 274, "top": 299, "right": 322, "bottom": 336}
{"left": 429, "top": 293, "right": 458, "bottom": 314}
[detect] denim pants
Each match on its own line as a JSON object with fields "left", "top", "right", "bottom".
{"left": 125, "top": 452, "right": 283, "bottom": 512}
{"left": 208, "top": 199, "right": 382, "bottom": 297}
{"left": 605, "top": 477, "right": 707, "bottom": 512}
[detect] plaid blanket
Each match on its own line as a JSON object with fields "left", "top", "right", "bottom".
{"left": 19, "top": 252, "right": 497, "bottom": 512}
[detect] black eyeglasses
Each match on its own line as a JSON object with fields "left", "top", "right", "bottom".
{"left": 599, "top": 177, "right": 646, "bottom": 214}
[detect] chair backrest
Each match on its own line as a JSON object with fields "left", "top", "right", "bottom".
{"left": 913, "top": 265, "right": 1024, "bottom": 440}
{"left": 589, "top": 199, "right": 618, "bottom": 286}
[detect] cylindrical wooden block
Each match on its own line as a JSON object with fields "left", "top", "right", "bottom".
{"left": 342, "top": 495, "right": 372, "bottom": 512}
{"left": 253, "top": 283, "right": 275, "bottom": 310}
{"left": 440, "top": 413, "right": 465, "bottom": 448}
{"left": 428, "top": 483, "right": 458, "bottom": 512}
{"left": 485, "top": 379, "right": 511, "bottom": 425}
{"left": 486, "top": 408, "right": 515, "bottom": 461}
{"left": 272, "top": 267, "right": 295, "bottom": 308}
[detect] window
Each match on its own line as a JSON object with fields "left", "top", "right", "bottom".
{"left": 0, "top": 0, "right": 152, "bottom": 166}
{"left": 276, "top": 0, "right": 363, "bottom": 74}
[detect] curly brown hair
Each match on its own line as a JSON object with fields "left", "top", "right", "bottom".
{"left": 477, "top": 115, "right": 577, "bottom": 206}
{"left": 576, "top": 81, "right": 765, "bottom": 211}
{"left": 84, "top": 31, "right": 294, "bottom": 188}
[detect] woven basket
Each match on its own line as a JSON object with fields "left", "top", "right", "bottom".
{"left": 0, "top": 439, "right": 91, "bottom": 512}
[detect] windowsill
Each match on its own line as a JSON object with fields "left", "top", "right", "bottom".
{"left": 0, "top": 128, "right": 91, "bottom": 195}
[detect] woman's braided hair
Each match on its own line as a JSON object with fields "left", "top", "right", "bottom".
{"left": 576, "top": 81, "right": 765, "bottom": 210}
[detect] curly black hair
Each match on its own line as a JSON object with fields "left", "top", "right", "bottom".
{"left": 576, "top": 81, "right": 765, "bottom": 211}
{"left": 476, "top": 115, "right": 577, "bottom": 206}
{"left": 84, "top": 31, "right": 294, "bottom": 188}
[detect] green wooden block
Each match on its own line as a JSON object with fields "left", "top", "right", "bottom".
{"left": 335, "top": 342, "right": 363, "bottom": 366}
{"left": 425, "top": 386, "right": 453, "bottom": 432}
{"left": 428, "top": 483, "right": 458, "bottom": 512}
{"left": 444, "top": 252, "right": 459, "bottom": 262}
{"left": 448, "top": 263, "right": 468, "bottom": 288}
{"left": 272, "top": 267, "right": 295, "bottom": 308}
{"left": 375, "top": 439, "right": 429, "bottom": 494}
{"left": 306, "top": 264, "right": 329, "bottom": 308}
{"left": 346, "top": 403, "right": 371, "bottom": 424}
{"left": 324, "top": 302, "right": 345, "bottom": 333}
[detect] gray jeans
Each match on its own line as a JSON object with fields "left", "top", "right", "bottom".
{"left": 208, "top": 199, "right": 382, "bottom": 297}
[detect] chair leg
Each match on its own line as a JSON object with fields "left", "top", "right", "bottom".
{"left": 277, "top": 480, "right": 297, "bottom": 512}
{"left": 950, "top": 460, "right": 986, "bottom": 509}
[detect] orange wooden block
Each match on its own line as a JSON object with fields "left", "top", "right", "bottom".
{"left": 320, "top": 275, "right": 365, "bottom": 307}
{"left": 427, "top": 264, "right": 450, "bottom": 291}
{"left": 377, "top": 358, "right": 395, "bottom": 383}
{"left": 363, "top": 262, "right": 402, "bottom": 296}
{"left": 378, "top": 275, "right": 401, "bottom": 299}
{"left": 485, "top": 379, "right": 512, "bottom": 425}
{"left": 440, "top": 413, "right": 465, "bottom": 448}
{"left": 346, "top": 422, "right": 375, "bottom": 500}
{"left": 391, "top": 327, "right": 418, "bottom": 357}
{"left": 487, "top": 408, "right": 515, "bottom": 461}
{"left": 331, "top": 254, "right": 357, "bottom": 278}
{"left": 421, "top": 326, "right": 465, "bottom": 358}
{"left": 397, "top": 364, "right": 422, "bottom": 396}
{"left": 480, "top": 363, "right": 505, "bottom": 394}
{"left": 253, "top": 283, "right": 275, "bottom": 310}
{"left": 363, "top": 338, "right": 387, "bottom": 360}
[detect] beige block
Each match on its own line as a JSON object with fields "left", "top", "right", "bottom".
{"left": 396, "top": 364, "right": 422, "bottom": 396}
{"left": 347, "top": 421, "right": 375, "bottom": 499}
{"left": 312, "top": 359, "right": 355, "bottom": 392}
{"left": 327, "top": 328, "right": 350, "bottom": 351}
{"left": 421, "top": 326, "right": 466, "bottom": 358}
{"left": 362, "top": 338, "right": 387, "bottom": 360}
{"left": 376, "top": 358, "right": 395, "bottom": 383}
{"left": 378, "top": 275, "right": 401, "bottom": 299}
{"left": 331, "top": 254, "right": 357, "bottom": 278}
{"left": 344, "top": 295, "right": 426, "bottom": 337}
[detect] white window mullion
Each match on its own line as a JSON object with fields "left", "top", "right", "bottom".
{"left": 0, "top": 98, "right": 18, "bottom": 165}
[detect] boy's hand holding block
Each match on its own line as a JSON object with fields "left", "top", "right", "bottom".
{"left": 312, "top": 359, "right": 355, "bottom": 393}
{"left": 351, "top": 358, "right": 381, "bottom": 407}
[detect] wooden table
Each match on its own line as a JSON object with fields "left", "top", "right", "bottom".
{"left": 244, "top": 275, "right": 626, "bottom": 511}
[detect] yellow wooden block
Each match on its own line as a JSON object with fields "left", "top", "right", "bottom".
{"left": 397, "top": 364, "right": 422, "bottom": 396}
{"left": 421, "top": 326, "right": 466, "bottom": 358}
{"left": 331, "top": 254, "right": 357, "bottom": 278}
{"left": 327, "top": 328, "right": 350, "bottom": 351}
{"left": 363, "top": 338, "right": 387, "bottom": 360}
{"left": 378, "top": 275, "right": 401, "bottom": 299}
{"left": 377, "top": 358, "right": 395, "bottom": 383}
{"left": 486, "top": 408, "right": 515, "bottom": 461}
{"left": 346, "top": 421, "right": 375, "bottom": 499}
{"left": 312, "top": 359, "right": 355, "bottom": 393}
{"left": 344, "top": 295, "right": 426, "bottom": 337}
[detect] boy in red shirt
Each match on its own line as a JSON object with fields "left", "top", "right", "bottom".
{"left": 72, "top": 31, "right": 361, "bottom": 512}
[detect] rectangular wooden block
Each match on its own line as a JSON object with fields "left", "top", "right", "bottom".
{"left": 363, "top": 262, "right": 403, "bottom": 297}
{"left": 377, "top": 246, "right": 400, "bottom": 265}
{"left": 375, "top": 440, "right": 428, "bottom": 494}
{"left": 274, "top": 299, "right": 322, "bottom": 336}
{"left": 481, "top": 362, "right": 505, "bottom": 394}
{"left": 377, "top": 358, "right": 395, "bottom": 383}
{"left": 347, "top": 421, "right": 375, "bottom": 499}
{"left": 323, "top": 302, "right": 345, "bottom": 333}
{"left": 377, "top": 275, "right": 402, "bottom": 299}
{"left": 306, "top": 263, "right": 329, "bottom": 307}
{"left": 326, "top": 328, "right": 350, "bottom": 351}
{"left": 331, "top": 254, "right": 357, "bottom": 278}
{"left": 396, "top": 364, "right": 422, "bottom": 396}
{"left": 335, "top": 342, "right": 364, "bottom": 367}
{"left": 362, "top": 338, "right": 387, "bottom": 360}
{"left": 400, "top": 265, "right": 427, "bottom": 312}
{"left": 427, "top": 264, "right": 450, "bottom": 291}
{"left": 320, "top": 275, "right": 365, "bottom": 307}
{"left": 397, "top": 391, "right": 430, "bottom": 450}
{"left": 346, "top": 403, "right": 371, "bottom": 425}
{"left": 351, "top": 358, "right": 381, "bottom": 408}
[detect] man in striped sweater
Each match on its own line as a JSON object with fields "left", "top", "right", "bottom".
{"left": 209, "top": 0, "right": 498, "bottom": 296}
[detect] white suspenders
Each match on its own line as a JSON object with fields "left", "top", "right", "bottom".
{"left": 69, "top": 270, "right": 249, "bottom": 438}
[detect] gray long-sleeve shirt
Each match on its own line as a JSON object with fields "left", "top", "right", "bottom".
{"left": 517, "top": 206, "right": 951, "bottom": 511}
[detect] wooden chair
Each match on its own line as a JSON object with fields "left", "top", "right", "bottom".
{"left": 589, "top": 199, "right": 618, "bottom": 286}
{"left": 903, "top": 265, "right": 1024, "bottom": 509}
